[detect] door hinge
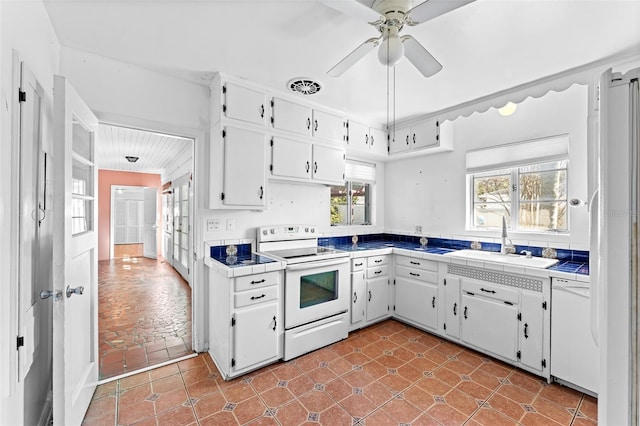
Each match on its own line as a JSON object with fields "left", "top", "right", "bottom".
{"left": 17, "top": 336, "right": 24, "bottom": 349}
{"left": 443, "top": 323, "right": 447, "bottom": 330}
{"left": 231, "top": 317, "right": 235, "bottom": 326}
{"left": 18, "top": 90, "right": 26, "bottom": 103}
{"left": 542, "top": 301, "right": 547, "bottom": 310}
{"left": 542, "top": 359, "right": 547, "bottom": 368}
{"left": 231, "top": 358, "right": 235, "bottom": 367}
{"left": 222, "top": 129, "right": 226, "bottom": 138}
{"left": 517, "top": 313, "right": 522, "bottom": 321}
{"left": 516, "top": 351, "right": 521, "bottom": 360}
{"left": 393, "top": 305, "right": 395, "bottom": 311}
{"left": 221, "top": 192, "right": 225, "bottom": 201}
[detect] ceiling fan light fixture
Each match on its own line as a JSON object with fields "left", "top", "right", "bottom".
{"left": 378, "top": 27, "right": 404, "bottom": 66}
{"left": 498, "top": 102, "right": 518, "bottom": 116}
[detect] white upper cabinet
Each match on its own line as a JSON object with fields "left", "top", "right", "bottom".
{"left": 222, "top": 127, "right": 267, "bottom": 208}
{"left": 223, "top": 82, "right": 267, "bottom": 126}
{"left": 271, "top": 97, "right": 312, "bottom": 136}
{"left": 388, "top": 125, "right": 412, "bottom": 154}
{"left": 369, "top": 127, "right": 388, "bottom": 156}
{"left": 271, "top": 136, "right": 313, "bottom": 180}
{"left": 312, "top": 109, "right": 346, "bottom": 144}
{"left": 388, "top": 117, "right": 453, "bottom": 156}
{"left": 411, "top": 119, "right": 439, "bottom": 149}
{"left": 312, "top": 144, "right": 345, "bottom": 184}
{"left": 346, "top": 120, "right": 388, "bottom": 157}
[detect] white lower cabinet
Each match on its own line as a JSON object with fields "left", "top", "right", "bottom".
{"left": 350, "top": 259, "right": 366, "bottom": 330}
{"left": 233, "top": 302, "right": 279, "bottom": 371}
{"left": 393, "top": 256, "right": 439, "bottom": 331}
{"left": 443, "top": 275, "right": 461, "bottom": 339}
{"left": 366, "top": 276, "right": 389, "bottom": 322}
{"left": 519, "top": 290, "right": 545, "bottom": 372}
{"left": 461, "top": 291, "right": 519, "bottom": 362}
{"left": 208, "top": 269, "right": 282, "bottom": 379}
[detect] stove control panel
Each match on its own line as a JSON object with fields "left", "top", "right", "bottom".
{"left": 257, "top": 225, "right": 317, "bottom": 242}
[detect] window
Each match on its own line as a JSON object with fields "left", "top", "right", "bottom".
{"left": 470, "top": 160, "right": 568, "bottom": 232}
{"left": 330, "top": 160, "right": 375, "bottom": 226}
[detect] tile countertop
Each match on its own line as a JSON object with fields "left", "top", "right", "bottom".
{"left": 205, "top": 239, "right": 588, "bottom": 282}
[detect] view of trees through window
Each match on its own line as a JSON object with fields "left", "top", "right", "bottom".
{"left": 330, "top": 182, "right": 370, "bottom": 226}
{"left": 472, "top": 161, "right": 568, "bottom": 232}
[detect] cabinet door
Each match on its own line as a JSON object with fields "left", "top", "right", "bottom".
{"left": 461, "top": 293, "right": 518, "bottom": 361}
{"left": 351, "top": 271, "right": 366, "bottom": 326}
{"left": 444, "top": 276, "right": 461, "bottom": 339}
{"left": 388, "top": 125, "right": 411, "bottom": 154}
{"left": 313, "top": 109, "right": 345, "bottom": 144}
{"left": 272, "top": 97, "right": 311, "bottom": 136}
{"left": 369, "top": 127, "right": 388, "bottom": 156}
{"left": 223, "top": 127, "right": 266, "bottom": 207}
{"left": 346, "top": 120, "right": 369, "bottom": 150}
{"left": 312, "top": 145, "right": 345, "bottom": 184}
{"left": 395, "top": 277, "right": 438, "bottom": 330}
{"left": 519, "top": 291, "right": 544, "bottom": 372}
{"left": 412, "top": 118, "right": 439, "bottom": 149}
{"left": 366, "top": 277, "right": 389, "bottom": 322}
{"left": 233, "top": 302, "right": 279, "bottom": 371}
{"left": 223, "top": 82, "right": 266, "bottom": 126}
{"left": 271, "top": 136, "right": 312, "bottom": 180}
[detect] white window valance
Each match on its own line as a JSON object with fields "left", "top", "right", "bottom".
{"left": 465, "top": 134, "right": 569, "bottom": 173}
{"left": 345, "top": 160, "right": 376, "bottom": 182}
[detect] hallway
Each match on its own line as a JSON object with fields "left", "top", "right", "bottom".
{"left": 98, "top": 256, "right": 192, "bottom": 379}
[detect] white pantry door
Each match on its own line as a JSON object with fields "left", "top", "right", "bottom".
{"left": 143, "top": 187, "right": 158, "bottom": 259}
{"left": 52, "top": 75, "right": 99, "bottom": 426}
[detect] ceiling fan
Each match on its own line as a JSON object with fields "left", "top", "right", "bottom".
{"left": 322, "top": 0, "right": 475, "bottom": 78}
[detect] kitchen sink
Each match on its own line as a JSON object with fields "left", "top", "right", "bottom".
{"left": 443, "top": 249, "right": 559, "bottom": 269}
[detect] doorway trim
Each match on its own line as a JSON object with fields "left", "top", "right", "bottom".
{"left": 95, "top": 113, "right": 206, "bottom": 354}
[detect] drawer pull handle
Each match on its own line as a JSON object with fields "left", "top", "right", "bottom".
{"left": 374, "top": 270, "right": 382, "bottom": 275}
{"left": 480, "top": 288, "right": 496, "bottom": 294}
{"left": 432, "top": 296, "right": 436, "bottom": 308}
{"left": 453, "top": 303, "right": 457, "bottom": 316}
{"left": 353, "top": 292, "right": 358, "bottom": 304}
{"left": 355, "top": 262, "right": 363, "bottom": 267}
{"left": 410, "top": 261, "right": 420, "bottom": 265}
{"left": 251, "top": 279, "right": 266, "bottom": 285}
{"left": 524, "top": 323, "right": 529, "bottom": 339}
{"left": 368, "top": 290, "right": 372, "bottom": 302}
{"left": 307, "top": 117, "right": 311, "bottom": 129}
{"left": 409, "top": 272, "right": 420, "bottom": 277}
{"left": 260, "top": 104, "right": 265, "bottom": 118}
{"left": 250, "top": 294, "right": 266, "bottom": 300}
{"left": 464, "top": 306, "right": 468, "bottom": 319}
{"left": 374, "top": 259, "right": 383, "bottom": 263}
{"left": 273, "top": 315, "right": 277, "bottom": 331}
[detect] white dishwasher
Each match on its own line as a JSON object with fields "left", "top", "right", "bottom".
{"left": 551, "top": 278, "right": 598, "bottom": 395}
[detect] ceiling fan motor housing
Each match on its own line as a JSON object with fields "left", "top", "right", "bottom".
{"left": 372, "top": 0, "right": 411, "bottom": 18}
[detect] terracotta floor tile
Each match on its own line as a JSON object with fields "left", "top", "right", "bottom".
{"left": 362, "top": 407, "right": 397, "bottom": 426}
{"left": 185, "top": 377, "right": 220, "bottom": 399}
{"left": 220, "top": 382, "right": 257, "bottom": 404}
{"left": 250, "top": 371, "right": 279, "bottom": 393}
{"left": 508, "top": 369, "right": 546, "bottom": 395}
{"left": 260, "top": 386, "right": 295, "bottom": 408}
{"left": 286, "top": 374, "right": 316, "bottom": 398}
{"left": 297, "top": 390, "right": 335, "bottom": 413}
{"left": 117, "top": 399, "right": 156, "bottom": 425}
{"left": 192, "top": 390, "right": 227, "bottom": 419}
{"left": 571, "top": 417, "right": 598, "bottom": 426}
{"left": 532, "top": 395, "right": 574, "bottom": 425}
{"left": 455, "top": 379, "right": 494, "bottom": 401}
{"left": 317, "top": 403, "right": 352, "bottom": 425}
{"left": 92, "top": 381, "right": 117, "bottom": 399}
{"left": 496, "top": 383, "right": 537, "bottom": 405}
{"left": 155, "top": 404, "right": 197, "bottom": 426}
{"left": 362, "top": 380, "right": 395, "bottom": 406}
{"left": 339, "top": 393, "right": 378, "bottom": 417}
{"left": 520, "top": 411, "right": 565, "bottom": 426}
{"left": 579, "top": 395, "right": 598, "bottom": 419}
{"left": 324, "top": 377, "right": 353, "bottom": 402}
{"left": 275, "top": 399, "right": 308, "bottom": 425}
{"left": 83, "top": 395, "right": 116, "bottom": 422}
{"left": 538, "top": 382, "right": 583, "bottom": 409}
{"left": 445, "top": 387, "right": 481, "bottom": 416}
{"left": 199, "top": 409, "right": 239, "bottom": 426}
{"left": 416, "top": 376, "right": 455, "bottom": 396}
{"left": 152, "top": 374, "right": 185, "bottom": 394}
{"left": 426, "top": 403, "right": 469, "bottom": 426}
{"left": 488, "top": 392, "right": 527, "bottom": 421}
{"left": 412, "top": 412, "right": 444, "bottom": 426}
{"left": 378, "top": 371, "right": 412, "bottom": 393}
{"left": 233, "top": 395, "right": 267, "bottom": 424}
{"left": 305, "top": 366, "right": 338, "bottom": 385}
{"left": 470, "top": 407, "right": 520, "bottom": 426}
{"left": 380, "top": 396, "right": 423, "bottom": 423}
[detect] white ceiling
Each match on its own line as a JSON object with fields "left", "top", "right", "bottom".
{"left": 96, "top": 124, "right": 192, "bottom": 174}
{"left": 44, "top": 0, "right": 640, "bottom": 125}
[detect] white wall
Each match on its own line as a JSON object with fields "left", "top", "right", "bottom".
{"left": 385, "top": 84, "right": 589, "bottom": 250}
{"left": 0, "top": 1, "right": 60, "bottom": 425}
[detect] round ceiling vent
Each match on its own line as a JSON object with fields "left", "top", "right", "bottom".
{"left": 287, "top": 78, "right": 322, "bottom": 95}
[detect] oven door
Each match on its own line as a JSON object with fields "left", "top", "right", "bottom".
{"left": 285, "top": 257, "right": 350, "bottom": 329}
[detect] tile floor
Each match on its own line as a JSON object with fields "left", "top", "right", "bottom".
{"left": 83, "top": 319, "right": 597, "bottom": 425}
{"left": 98, "top": 256, "right": 193, "bottom": 379}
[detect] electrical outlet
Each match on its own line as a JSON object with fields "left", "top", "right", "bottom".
{"left": 415, "top": 225, "right": 422, "bottom": 233}
{"left": 226, "top": 219, "right": 235, "bottom": 232}
{"left": 207, "top": 219, "right": 220, "bottom": 232}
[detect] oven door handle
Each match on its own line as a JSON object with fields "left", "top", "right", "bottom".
{"left": 286, "top": 257, "right": 349, "bottom": 271}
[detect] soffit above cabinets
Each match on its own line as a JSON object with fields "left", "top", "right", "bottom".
{"left": 44, "top": 1, "right": 640, "bottom": 123}
{"left": 96, "top": 124, "right": 192, "bottom": 174}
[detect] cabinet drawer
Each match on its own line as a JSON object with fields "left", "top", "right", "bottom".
{"left": 395, "top": 256, "right": 438, "bottom": 272}
{"left": 395, "top": 265, "right": 438, "bottom": 283}
{"left": 367, "top": 264, "right": 389, "bottom": 279}
{"left": 351, "top": 258, "right": 366, "bottom": 272}
{"left": 461, "top": 279, "right": 518, "bottom": 305}
{"left": 367, "top": 255, "right": 388, "bottom": 267}
{"left": 234, "top": 286, "right": 278, "bottom": 308}
{"left": 234, "top": 271, "right": 280, "bottom": 292}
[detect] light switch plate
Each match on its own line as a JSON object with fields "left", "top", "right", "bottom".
{"left": 226, "top": 219, "right": 235, "bottom": 232}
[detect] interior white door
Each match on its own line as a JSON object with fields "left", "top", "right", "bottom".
{"left": 143, "top": 187, "right": 157, "bottom": 259}
{"left": 52, "top": 75, "right": 99, "bottom": 426}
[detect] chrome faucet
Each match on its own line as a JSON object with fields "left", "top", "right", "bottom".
{"left": 500, "top": 216, "right": 515, "bottom": 254}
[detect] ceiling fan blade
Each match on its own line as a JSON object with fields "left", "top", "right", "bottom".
{"left": 327, "top": 37, "right": 380, "bottom": 77}
{"left": 407, "top": 0, "right": 475, "bottom": 25}
{"left": 401, "top": 35, "right": 443, "bottom": 77}
{"left": 317, "top": 0, "right": 384, "bottom": 23}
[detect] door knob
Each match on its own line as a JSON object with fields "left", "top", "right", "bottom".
{"left": 66, "top": 285, "right": 85, "bottom": 298}
{"left": 40, "top": 290, "right": 62, "bottom": 301}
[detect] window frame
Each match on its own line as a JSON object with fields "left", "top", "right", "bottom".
{"left": 330, "top": 180, "right": 372, "bottom": 226}
{"left": 468, "top": 160, "right": 569, "bottom": 234}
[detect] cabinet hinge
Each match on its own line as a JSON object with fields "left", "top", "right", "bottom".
{"left": 517, "top": 351, "right": 521, "bottom": 360}
{"left": 443, "top": 278, "right": 447, "bottom": 286}
{"left": 393, "top": 305, "right": 395, "bottom": 311}
{"left": 18, "top": 90, "right": 26, "bottom": 103}
{"left": 222, "top": 129, "right": 226, "bottom": 138}
{"left": 436, "top": 134, "right": 439, "bottom": 141}
{"left": 222, "top": 104, "right": 227, "bottom": 113}
{"left": 542, "top": 301, "right": 547, "bottom": 310}
{"left": 221, "top": 192, "right": 225, "bottom": 201}
{"left": 270, "top": 99, "right": 274, "bottom": 108}
{"left": 517, "top": 313, "right": 522, "bottom": 321}
{"left": 542, "top": 359, "right": 547, "bottom": 368}
{"left": 393, "top": 279, "right": 396, "bottom": 286}
{"left": 436, "top": 120, "right": 439, "bottom": 127}
{"left": 443, "top": 323, "right": 447, "bottom": 330}
{"left": 270, "top": 116, "right": 274, "bottom": 125}
{"left": 231, "top": 358, "right": 235, "bottom": 367}
{"left": 270, "top": 138, "right": 274, "bottom": 147}
{"left": 17, "top": 336, "right": 24, "bottom": 349}
{"left": 387, "top": 305, "right": 390, "bottom": 311}
{"left": 270, "top": 164, "right": 273, "bottom": 172}
{"left": 222, "top": 85, "right": 226, "bottom": 94}
{"left": 231, "top": 317, "right": 235, "bottom": 326}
